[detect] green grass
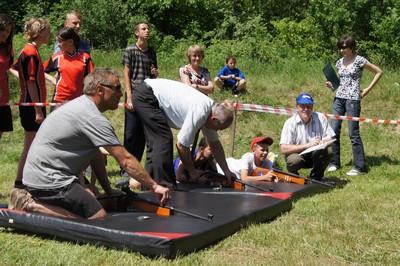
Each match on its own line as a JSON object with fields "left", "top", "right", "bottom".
{"left": 1, "top": 42, "right": 400, "bottom": 264}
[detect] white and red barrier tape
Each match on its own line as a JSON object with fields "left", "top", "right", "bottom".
{"left": 3, "top": 102, "right": 400, "bottom": 125}
{"left": 5, "top": 102, "right": 127, "bottom": 107}
{"left": 235, "top": 103, "right": 400, "bottom": 125}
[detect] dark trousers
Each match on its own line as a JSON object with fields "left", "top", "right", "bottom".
{"left": 285, "top": 147, "right": 332, "bottom": 179}
{"left": 330, "top": 98, "right": 366, "bottom": 171}
{"left": 133, "top": 83, "right": 176, "bottom": 186}
{"left": 123, "top": 107, "right": 145, "bottom": 162}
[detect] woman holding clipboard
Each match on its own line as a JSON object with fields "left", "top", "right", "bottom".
{"left": 325, "top": 35, "right": 382, "bottom": 176}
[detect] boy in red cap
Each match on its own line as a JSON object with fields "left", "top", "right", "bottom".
{"left": 217, "top": 136, "right": 276, "bottom": 181}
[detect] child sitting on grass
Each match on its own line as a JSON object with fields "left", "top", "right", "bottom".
{"left": 214, "top": 56, "right": 246, "bottom": 94}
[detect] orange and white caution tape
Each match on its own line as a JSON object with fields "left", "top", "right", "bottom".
{"left": 14, "top": 102, "right": 57, "bottom": 107}
{"left": 323, "top": 113, "right": 400, "bottom": 125}
{"left": 7, "top": 102, "right": 128, "bottom": 108}
{"left": 2, "top": 101, "right": 399, "bottom": 125}
{"left": 235, "top": 103, "right": 295, "bottom": 116}
{"left": 235, "top": 102, "right": 400, "bottom": 125}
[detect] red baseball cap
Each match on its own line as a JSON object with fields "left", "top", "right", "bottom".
{"left": 250, "top": 136, "right": 273, "bottom": 149}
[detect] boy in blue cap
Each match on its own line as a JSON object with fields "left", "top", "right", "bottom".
{"left": 279, "top": 92, "right": 335, "bottom": 180}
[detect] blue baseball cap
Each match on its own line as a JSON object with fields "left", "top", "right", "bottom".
{"left": 296, "top": 92, "right": 314, "bottom": 105}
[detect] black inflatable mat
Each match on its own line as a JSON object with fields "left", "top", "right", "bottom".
{"left": 0, "top": 190, "right": 291, "bottom": 258}
{"left": 177, "top": 180, "right": 333, "bottom": 200}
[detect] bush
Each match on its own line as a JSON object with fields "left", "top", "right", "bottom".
{"left": 6, "top": 0, "right": 400, "bottom": 66}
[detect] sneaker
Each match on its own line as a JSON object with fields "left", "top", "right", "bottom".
{"left": 9, "top": 187, "right": 34, "bottom": 211}
{"left": 327, "top": 164, "right": 338, "bottom": 172}
{"left": 346, "top": 168, "right": 365, "bottom": 176}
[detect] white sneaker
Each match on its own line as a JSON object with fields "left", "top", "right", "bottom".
{"left": 346, "top": 168, "right": 364, "bottom": 176}
{"left": 327, "top": 164, "right": 338, "bottom": 172}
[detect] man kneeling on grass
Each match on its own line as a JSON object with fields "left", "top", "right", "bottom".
{"left": 9, "top": 68, "right": 170, "bottom": 219}
{"left": 280, "top": 92, "right": 335, "bottom": 180}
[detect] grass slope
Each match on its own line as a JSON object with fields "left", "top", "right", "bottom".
{"left": 0, "top": 42, "right": 399, "bottom": 264}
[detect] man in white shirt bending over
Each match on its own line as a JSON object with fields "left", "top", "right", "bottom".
{"left": 133, "top": 78, "right": 236, "bottom": 187}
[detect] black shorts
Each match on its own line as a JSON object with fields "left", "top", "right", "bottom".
{"left": 27, "top": 181, "right": 103, "bottom": 218}
{"left": 0, "top": 106, "right": 13, "bottom": 132}
{"left": 19, "top": 106, "right": 46, "bottom": 131}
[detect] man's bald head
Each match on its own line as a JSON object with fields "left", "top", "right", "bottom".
{"left": 207, "top": 100, "right": 234, "bottom": 130}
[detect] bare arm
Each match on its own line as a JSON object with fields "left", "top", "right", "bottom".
{"left": 196, "top": 78, "right": 214, "bottom": 95}
{"left": 123, "top": 65, "right": 134, "bottom": 111}
{"left": 240, "top": 169, "right": 274, "bottom": 182}
{"left": 176, "top": 142, "right": 197, "bottom": 175}
{"left": 179, "top": 67, "right": 192, "bottom": 86}
{"left": 44, "top": 73, "right": 56, "bottom": 85}
{"left": 104, "top": 145, "right": 170, "bottom": 204}
{"left": 8, "top": 68, "right": 19, "bottom": 78}
{"left": 280, "top": 138, "right": 321, "bottom": 156}
{"left": 89, "top": 150, "right": 114, "bottom": 195}
{"left": 208, "top": 140, "right": 235, "bottom": 182}
{"left": 150, "top": 64, "right": 158, "bottom": 77}
{"left": 362, "top": 62, "right": 383, "bottom": 98}
{"left": 26, "top": 80, "right": 44, "bottom": 124}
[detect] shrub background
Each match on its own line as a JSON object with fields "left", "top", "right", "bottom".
{"left": 2, "top": 0, "right": 400, "bottom": 67}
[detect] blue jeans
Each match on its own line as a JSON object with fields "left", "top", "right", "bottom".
{"left": 330, "top": 97, "right": 366, "bottom": 171}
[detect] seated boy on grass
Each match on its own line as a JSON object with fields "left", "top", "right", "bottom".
{"left": 214, "top": 56, "right": 246, "bottom": 94}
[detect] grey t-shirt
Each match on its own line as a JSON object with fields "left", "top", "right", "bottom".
{"left": 23, "top": 95, "right": 120, "bottom": 189}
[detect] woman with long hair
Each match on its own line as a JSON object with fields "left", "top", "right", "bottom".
{"left": 13, "top": 18, "right": 51, "bottom": 187}
{"left": 326, "top": 35, "right": 383, "bottom": 176}
{"left": 45, "top": 27, "right": 94, "bottom": 105}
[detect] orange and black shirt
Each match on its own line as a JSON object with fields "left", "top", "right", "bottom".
{"left": 14, "top": 43, "right": 47, "bottom": 104}
{"left": 45, "top": 51, "right": 94, "bottom": 102}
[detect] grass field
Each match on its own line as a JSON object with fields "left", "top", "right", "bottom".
{"left": 0, "top": 41, "right": 399, "bottom": 265}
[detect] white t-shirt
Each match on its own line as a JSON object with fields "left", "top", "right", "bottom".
{"left": 280, "top": 111, "right": 335, "bottom": 146}
{"left": 144, "top": 78, "right": 218, "bottom": 147}
{"left": 217, "top": 152, "right": 273, "bottom": 179}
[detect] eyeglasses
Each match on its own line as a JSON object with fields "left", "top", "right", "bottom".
{"left": 298, "top": 104, "right": 313, "bottom": 109}
{"left": 99, "top": 83, "right": 121, "bottom": 92}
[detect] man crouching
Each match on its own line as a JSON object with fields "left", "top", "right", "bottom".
{"left": 10, "top": 68, "right": 170, "bottom": 219}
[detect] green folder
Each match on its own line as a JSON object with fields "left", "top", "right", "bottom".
{"left": 323, "top": 63, "right": 340, "bottom": 91}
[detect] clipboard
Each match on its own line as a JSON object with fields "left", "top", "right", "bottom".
{"left": 299, "top": 138, "right": 336, "bottom": 155}
{"left": 323, "top": 63, "right": 340, "bottom": 91}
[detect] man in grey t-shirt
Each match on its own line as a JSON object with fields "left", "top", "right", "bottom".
{"left": 280, "top": 92, "right": 335, "bottom": 180}
{"left": 11, "top": 68, "right": 170, "bottom": 219}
